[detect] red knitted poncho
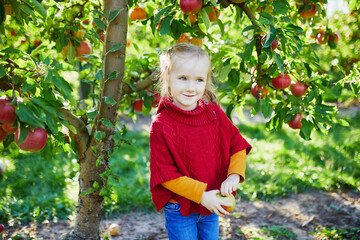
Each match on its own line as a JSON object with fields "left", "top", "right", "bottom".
{"left": 150, "top": 96, "right": 252, "bottom": 216}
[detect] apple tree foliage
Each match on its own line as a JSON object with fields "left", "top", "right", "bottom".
{"left": 0, "top": 0, "right": 359, "bottom": 238}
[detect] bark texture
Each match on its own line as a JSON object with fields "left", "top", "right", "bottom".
{"left": 60, "top": 0, "right": 128, "bottom": 239}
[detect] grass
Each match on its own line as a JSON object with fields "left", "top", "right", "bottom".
{"left": 0, "top": 112, "right": 359, "bottom": 224}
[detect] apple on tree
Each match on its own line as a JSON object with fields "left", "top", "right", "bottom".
{"left": 188, "top": 14, "right": 197, "bottom": 25}
{"left": 296, "top": 1, "right": 317, "bottom": 19}
{"left": 216, "top": 193, "right": 236, "bottom": 213}
{"left": 76, "top": 40, "right": 92, "bottom": 60}
{"left": 15, "top": 127, "right": 48, "bottom": 152}
{"left": 151, "top": 92, "right": 161, "bottom": 108}
{"left": 290, "top": 82, "right": 308, "bottom": 96}
{"left": 316, "top": 31, "right": 330, "bottom": 44}
{"left": 180, "top": 0, "right": 202, "bottom": 14}
{"left": 1, "top": 122, "right": 17, "bottom": 134}
{"left": 251, "top": 84, "right": 268, "bottom": 99}
{"left": 129, "top": 6, "right": 147, "bottom": 21}
{"left": 207, "top": 6, "right": 220, "bottom": 22}
{"left": 132, "top": 99, "right": 144, "bottom": 112}
{"left": 0, "top": 98, "right": 17, "bottom": 124}
{"left": 271, "top": 74, "right": 291, "bottom": 89}
{"left": 0, "top": 223, "right": 4, "bottom": 233}
{"left": 190, "top": 37, "right": 203, "bottom": 47}
{"left": 288, "top": 113, "right": 303, "bottom": 129}
{"left": 177, "top": 33, "right": 190, "bottom": 43}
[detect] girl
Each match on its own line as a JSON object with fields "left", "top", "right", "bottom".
{"left": 149, "top": 43, "right": 252, "bottom": 240}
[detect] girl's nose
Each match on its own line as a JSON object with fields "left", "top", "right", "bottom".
{"left": 186, "top": 80, "right": 195, "bottom": 91}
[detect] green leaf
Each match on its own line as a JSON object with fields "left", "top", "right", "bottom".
{"left": 101, "top": 118, "right": 114, "bottom": 128}
{"left": 46, "top": 114, "right": 58, "bottom": 135}
{"left": 94, "top": 131, "right": 106, "bottom": 142}
{"left": 16, "top": 102, "right": 44, "bottom": 128}
{"left": 261, "top": 98, "right": 272, "bottom": 119}
{"left": 0, "top": 64, "right": 5, "bottom": 78}
{"left": 228, "top": 69, "right": 240, "bottom": 88}
{"left": 252, "top": 100, "right": 261, "bottom": 115}
{"left": 274, "top": 52, "right": 284, "bottom": 75}
{"left": 200, "top": 8, "right": 210, "bottom": 31}
{"left": 16, "top": 124, "right": 29, "bottom": 146}
{"left": 109, "top": 43, "right": 124, "bottom": 53}
{"left": 93, "top": 181, "right": 100, "bottom": 190}
{"left": 87, "top": 110, "right": 99, "bottom": 119}
{"left": 109, "top": 9, "right": 121, "bottom": 22}
{"left": 94, "top": 17, "right": 106, "bottom": 31}
{"left": 23, "top": 0, "right": 47, "bottom": 19}
{"left": 243, "top": 39, "right": 255, "bottom": 62}
{"left": 300, "top": 119, "right": 312, "bottom": 140}
{"left": 219, "top": 64, "right": 232, "bottom": 81}
{"left": 104, "top": 96, "right": 117, "bottom": 106}
{"left": 160, "top": 16, "right": 171, "bottom": 35}
{"left": 273, "top": 0, "right": 290, "bottom": 15}
{"left": 80, "top": 187, "right": 95, "bottom": 197}
{"left": 95, "top": 70, "right": 103, "bottom": 81}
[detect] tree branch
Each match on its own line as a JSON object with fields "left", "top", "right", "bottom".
{"left": 58, "top": 108, "right": 90, "bottom": 159}
{"left": 121, "top": 69, "right": 159, "bottom": 96}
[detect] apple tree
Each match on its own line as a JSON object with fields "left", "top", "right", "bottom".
{"left": 0, "top": 0, "right": 359, "bottom": 239}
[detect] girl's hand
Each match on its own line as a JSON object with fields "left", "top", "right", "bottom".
{"left": 200, "top": 190, "right": 232, "bottom": 217}
{"left": 220, "top": 174, "right": 240, "bottom": 196}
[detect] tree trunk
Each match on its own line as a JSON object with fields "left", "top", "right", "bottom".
{"left": 60, "top": 0, "right": 128, "bottom": 239}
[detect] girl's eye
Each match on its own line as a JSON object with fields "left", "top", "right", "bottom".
{"left": 179, "top": 76, "right": 187, "bottom": 80}
{"left": 197, "top": 78, "right": 205, "bottom": 82}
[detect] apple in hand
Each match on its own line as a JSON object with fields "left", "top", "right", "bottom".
{"left": 0, "top": 99, "right": 17, "bottom": 124}
{"left": 216, "top": 193, "right": 236, "bottom": 213}
{"left": 288, "top": 113, "right": 303, "bottom": 129}
{"left": 271, "top": 74, "right": 291, "bottom": 89}
{"left": 180, "top": 0, "right": 202, "bottom": 14}
{"left": 290, "top": 82, "right": 308, "bottom": 96}
{"left": 109, "top": 223, "right": 120, "bottom": 236}
{"left": 15, "top": 127, "right": 48, "bottom": 152}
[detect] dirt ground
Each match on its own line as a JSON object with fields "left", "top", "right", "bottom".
{"left": 3, "top": 190, "right": 359, "bottom": 240}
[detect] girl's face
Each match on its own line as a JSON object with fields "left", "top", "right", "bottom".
{"left": 168, "top": 54, "right": 210, "bottom": 111}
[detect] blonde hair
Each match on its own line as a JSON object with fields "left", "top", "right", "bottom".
{"left": 158, "top": 43, "right": 219, "bottom": 105}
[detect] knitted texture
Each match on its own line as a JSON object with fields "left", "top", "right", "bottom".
{"left": 150, "top": 96, "right": 252, "bottom": 216}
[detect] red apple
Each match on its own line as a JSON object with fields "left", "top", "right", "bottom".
{"left": 0, "top": 99, "right": 17, "bottom": 124}
{"left": 109, "top": 223, "right": 120, "bottom": 236}
{"left": 132, "top": 99, "right": 144, "bottom": 112}
{"left": 290, "top": 82, "right": 308, "bottom": 96}
{"left": 34, "top": 40, "right": 42, "bottom": 47}
{"left": 330, "top": 33, "right": 339, "bottom": 44}
{"left": 0, "top": 223, "right": 4, "bottom": 233}
{"left": 1, "top": 122, "right": 17, "bottom": 133}
{"left": 180, "top": 0, "right": 202, "bottom": 14}
{"left": 216, "top": 193, "right": 236, "bottom": 213}
{"left": 316, "top": 32, "right": 330, "bottom": 44}
{"left": 83, "top": 20, "right": 90, "bottom": 25}
{"left": 271, "top": 74, "right": 291, "bottom": 89}
{"left": 288, "top": 113, "right": 303, "bottom": 129}
{"left": 299, "top": 4, "right": 317, "bottom": 19}
{"left": 151, "top": 92, "right": 161, "bottom": 108}
{"left": 0, "top": 127, "right": 8, "bottom": 143}
{"left": 15, "top": 127, "right": 48, "bottom": 152}
{"left": 251, "top": 84, "right": 268, "bottom": 99}
{"left": 207, "top": 6, "right": 220, "bottom": 22}
{"left": 10, "top": 30, "right": 16, "bottom": 36}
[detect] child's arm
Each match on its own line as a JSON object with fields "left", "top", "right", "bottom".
{"left": 161, "top": 176, "right": 207, "bottom": 203}
{"left": 221, "top": 149, "right": 247, "bottom": 196}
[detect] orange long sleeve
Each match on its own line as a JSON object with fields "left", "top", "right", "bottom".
{"left": 161, "top": 149, "right": 247, "bottom": 203}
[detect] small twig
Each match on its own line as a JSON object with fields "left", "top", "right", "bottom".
{"left": 301, "top": 215, "right": 314, "bottom": 227}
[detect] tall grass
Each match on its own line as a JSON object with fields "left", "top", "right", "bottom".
{"left": 0, "top": 112, "right": 359, "bottom": 223}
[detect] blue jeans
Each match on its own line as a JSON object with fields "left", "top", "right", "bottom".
{"left": 163, "top": 202, "right": 219, "bottom": 240}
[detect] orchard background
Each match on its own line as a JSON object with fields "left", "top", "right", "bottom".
{"left": 0, "top": 0, "right": 359, "bottom": 239}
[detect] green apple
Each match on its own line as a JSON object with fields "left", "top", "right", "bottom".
{"left": 216, "top": 193, "right": 236, "bottom": 213}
